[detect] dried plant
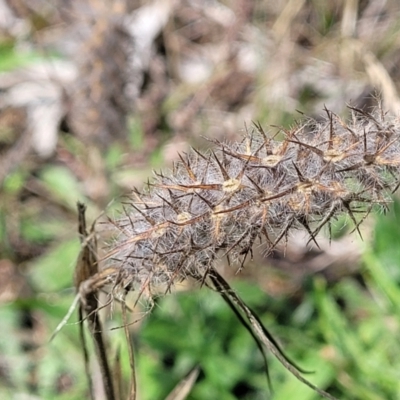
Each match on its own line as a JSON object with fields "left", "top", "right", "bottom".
{"left": 77, "top": 104, "right": 400, "bottom": 399}
{"left": 104, "top": 104, "right": 400, "bottom": 289}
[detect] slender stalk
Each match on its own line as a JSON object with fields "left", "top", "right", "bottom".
{"left": 76, "top": 202, "right": 115, "bottom": 400}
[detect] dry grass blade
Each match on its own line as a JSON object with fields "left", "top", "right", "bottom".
{"left": 122, "top": 302, "right": 137, "bottom": 400}
{"left": 49, "top": 293, "right": 81, "bottom": 342}
{"left": 208, "top": 268, "right": 338, "bottom": 400}
{"left": 206, "top": 273, "right": 273, "bottom": 389}
{"left": 75, "top": 202, "right": 115, "bottom": 400}
{"left": 164, "top": 366, "right": 200, "bottom": 400}
{"left": 113, "top": 347, "right": 123, "bottom": 400}
{"left": 78, "top": 303, "right": 94, "bottom": 400}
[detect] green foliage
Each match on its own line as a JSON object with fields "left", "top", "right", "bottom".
{"left": 128, "top": 116, "right": 145, "bottom": 151}
{"left": 38, "top": 165, "right": 89, "bottom": 212}
{"left": 2, "top": 169, "right": 29, "bottom": 195}
{"left": 28, "top": 239, "right": 80, "bottom": 292}
{"left": 0, "top": 40, "right": 44, "bottom": 72}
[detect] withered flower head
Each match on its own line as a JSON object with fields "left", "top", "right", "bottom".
{"left": 103, "top": 105, "right": 400, "bottom": 296}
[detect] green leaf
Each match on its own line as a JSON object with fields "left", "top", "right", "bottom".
{"left": 2, "top": 168, "right": 28, "bottom": 194}
{"left": 39, "top": 165, "right": 87, "bottom": 210}
{"left": 28, "top": 238, "right": 80, "bottom": 291}
{"left": 0, "top": 40, "right": 44, "bottom": 71}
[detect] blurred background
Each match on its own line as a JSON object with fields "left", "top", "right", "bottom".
{"left": 1, "top": 0, "right": 400, "bottom": 399}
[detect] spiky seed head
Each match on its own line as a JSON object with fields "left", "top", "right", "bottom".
{"left": 103, "top": 104, "right": 400, "bottom": 297}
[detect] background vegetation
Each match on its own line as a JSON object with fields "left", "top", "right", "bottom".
{"left": 1, "top": 1, "right": 400, "bottom": 399}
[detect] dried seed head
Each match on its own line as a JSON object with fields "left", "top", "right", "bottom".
{"left": 176, "top": 211, "right": 192, "bottom": 223}
{"left": 103, "top": 104, "right": 400, "bottom": 297}
{"left": 222, "top": 178, "right": 242, "bottom": 192}
{"left": 262, "top": 155, "right": 283, "bottom": 167}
